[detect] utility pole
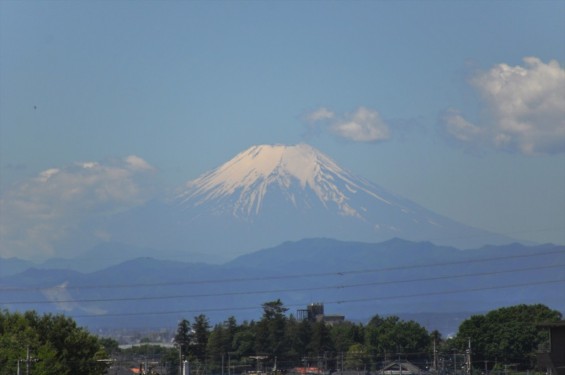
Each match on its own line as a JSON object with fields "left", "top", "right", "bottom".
{"left": 228, "top": 352, "right": 236, "bottom": 375}
{"left": 178, "top": 345, "right": 183, "bottom": 375}
{"left": 465, "top": 338, "right": 472, "bottom": 375}
{"left": 17, "top": 347, "right": 37, "bottom": 375}
{"left": 433, "top": 339, "right": 438, "bottom": 372}
{"left": 19, "top": 346, "right": 36, "bottom": 375}
{"left": 26, "top": 346, "right": 30, "bottom": 375}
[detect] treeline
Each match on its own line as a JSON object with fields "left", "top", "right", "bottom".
{"left": 1, "top": 302, "right": 561, "bottom": 375}
{"left": 164, "top": 301, "right": 561, "bottom": 373}
{"left": 185, "top": 300, "right": 433, "bottom": 372}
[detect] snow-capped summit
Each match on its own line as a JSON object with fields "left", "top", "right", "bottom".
{"left": 169, "top": 144, "right": 511, "bottom": 256}
{"left": 106, "top": 144, "right": 513, "bottom": 261}
{"left": 178, "top": 144, "right": 389, "bottom": 218}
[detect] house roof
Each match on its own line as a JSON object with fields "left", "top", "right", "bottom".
{"left": 380, "top": 361, "right": 422, "bottom": 374}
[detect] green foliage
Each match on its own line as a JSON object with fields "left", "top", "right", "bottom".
{"left": 331, "top": 321, "right": 364, "bottom": 354}
{"left": 344, "top": 343, "right": 368, "bottom": 370}
{"left": 232, "top": 321, "right": 256, "bottom": 358}
{"left": 0, "top": 310, "right": 109, "bottom": 375}
{"left": 207, "top": 318, "right": 237, "bottom": 373}
{"left": 174, "top": 318, "right": 192, "bottom": 357}
{"left": 454, "top": 304, "right": 562, "bottom": 369}
{"left": 308, "top": 321, "right": 334, "bottom": 355}
{"left": 256, "top": 299, "right": 289, "bottom": 357}
{"left": 365, "top": 315, "right": 430, "bottom": 363}
{"left": 285, "top": 317, "right": 311, "bottom": 359}
{"left": 99, "top": 337, "right": 120, "bottom": 355}
{"left": 173, "top": 302, "right": 437, "bottom": 371}
{"left": 7, "top": 301, "right": 553, "bottom": 374}
{"left": 192, "top": 314, "right": 211, "bottom": 362}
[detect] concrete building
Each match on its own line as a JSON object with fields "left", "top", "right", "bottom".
{"left": 297, "top": 303, "right": 345, "bottom": 325}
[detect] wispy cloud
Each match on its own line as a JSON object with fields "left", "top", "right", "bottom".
{"left": 441, "top": 57, "right": 565, "bottom": 155}
{"left": 441, "top": 108, "right": 483, "bottom": 143}
{"left": 304, "top": 106, "right": 391, "bottom": 143}
{"left": 0, "top": 156, "right": 155, "bottom": 260}
{"left": 305, "top": 107, "right": 335, "bottom": 122}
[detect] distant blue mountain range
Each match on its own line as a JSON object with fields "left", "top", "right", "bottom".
{"left": 2, "top": 238, "right": 563, "bottom": 336}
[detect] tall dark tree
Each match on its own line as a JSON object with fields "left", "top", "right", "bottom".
{"left": 256, "top": 299, "right": 288, "bottom": 359}
{"left": 286, "top": 317, "right": 311, "bottom": 364}
{"left": 308, "top": 321, "right": 334, "bottom": 371}
{"left": 261, "top": 299, "right": 288, "bottom": 320}
{"left": 192, "top": 314, "right": 211, "bottom": 362}
{"left": 175, "top": 319, "right": 192, "bottom": 357}
{"left": 225, "top": 316, "right": 238, "bottom": 350}
{"left": 232, "top": 321, "right": 256, "bottom": 358}
{"left": 308, "top": 321, "right": 334, "bottom": 355}
{"left": 207, "top": 323, "right": 227, "bottom": 373}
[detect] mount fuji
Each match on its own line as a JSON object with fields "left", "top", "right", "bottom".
{"left": 108, "top": 144, "right": 512, "bottom": 262}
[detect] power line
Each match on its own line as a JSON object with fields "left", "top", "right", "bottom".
{"left": 2, "top": 248, "right": 563, "bottom": 292}
{"left": 4, "top": 263, "right": 563, "bottom": 305}
{"left": 69, "top": 277, "right": 565, "bottom": 319}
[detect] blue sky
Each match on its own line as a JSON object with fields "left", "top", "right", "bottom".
{"left": 1, "top": 1, "right": 564, "bottom": 260}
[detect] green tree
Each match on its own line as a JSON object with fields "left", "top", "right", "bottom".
{"left": 454, "top": 304, "right": 562, "bottom": 369}
{"left": 0, "top": 310, "right": 108, "bottom": 375}
{"left": 285, "top": 317, "right": 311, "bottom": 363}
{"left": 99, "top": 337, "right": 120, "bottom": 356}
{"left": 345, "top": 343, "right": 368, "bottom": 371}
{"left": 207, "top": 322, "right": 229, "bottom": 373}
{"left": 175, "top": 319, "right": 192, "bottom": 357}
{"left": 192, "top": 314, "right": 210, "bottom": 362}
{"left": 330, "top": 321, "right": 364, "bottom": 354}
{"left": 365, "top": 315, "right": 430, "bottom": 363}
{"left": 225, "top": 316, "right": 238, "bottom": 351}
{"left": 256, "top": 299, "right": 288, "bottom": 359}
{"left": 232, "top": 321, "right": 256, "bottom": 358}
{"left": 308, "top": 321, "right": 334, "bottom": 357}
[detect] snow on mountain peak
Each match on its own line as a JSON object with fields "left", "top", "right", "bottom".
{"left": 177, "top": 144, "right": 386, "bottom": 217}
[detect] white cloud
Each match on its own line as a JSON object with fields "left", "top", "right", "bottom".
{"left": 306, "top": 107, "right": 335, "bottom": 122}
{"left": 305, "top": 106, "right": 391, "bottom": 142}
{"left": 441, "top": 108, "right": 482, "bottom": 142}
{"left": 331, "top": 107, "right": 390, "bottom": 142}
{"left": 442, "top": 57, "right": 565, "bottom": 155}
{"left": 125, "top": 155, "right": 155, "bottom": 171}
{"left": 38, "top": 168, "right": 60, "bottom": 182}
{"left": 0, "top": 156, "right": 155, "bottom": 260}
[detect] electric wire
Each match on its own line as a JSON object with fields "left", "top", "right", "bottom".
{"left": 3, "top": 262, "right": 563, "bottom": 305}
{"left": 69, "top": 277, "right": 565, "bottom": 318}
{"left": 2, "top": 248, "right": 563, "bottom": 292}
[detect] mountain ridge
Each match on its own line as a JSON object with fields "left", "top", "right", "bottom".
{"left": 2, "top": 238, "right": 563, "bottom": 334}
